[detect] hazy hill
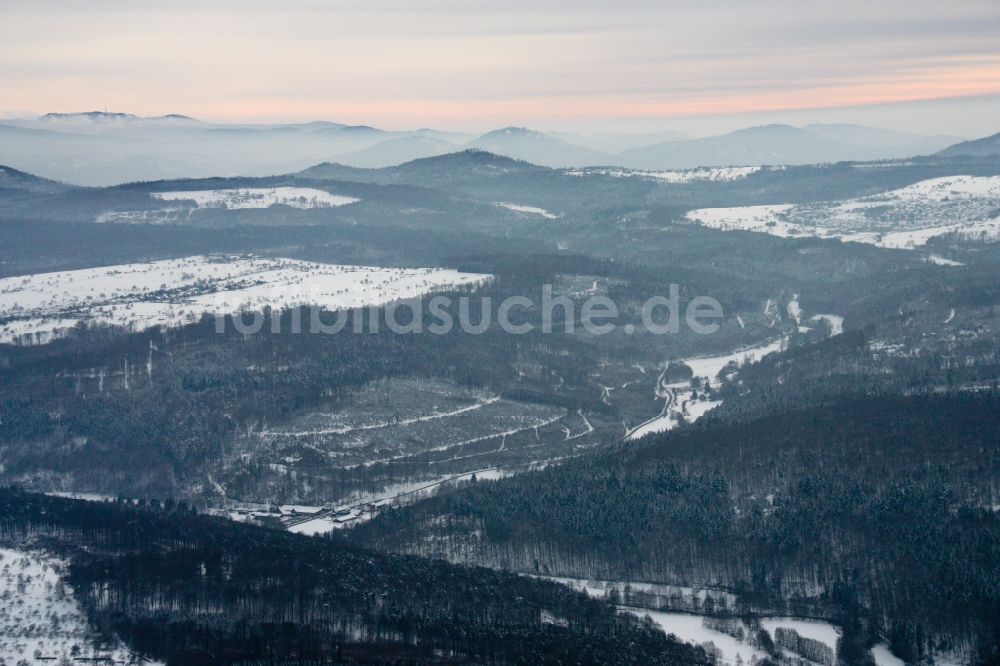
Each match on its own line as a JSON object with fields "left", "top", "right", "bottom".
{"left": 616, "top": 123, "right": 961, "bottom": 169}
{"left": 330, "top": 135, "right": 459, "bottom": 167}
{"left": 0, "top": 163, "right": 73, "bottom": 195}
{"left": 937, "top": 131, "right": 1000, "bottom": 157}
{"left": 548, "top": 129, "right": 688, "bottom": 153}
{"left": 300, "top": 149, "right": 543, "bottom": 185}
{"left": 464, "top": 127, "right": 611, "bottom": 167}
{"left": 802, "top": 123, "right": 960, "bottom": 151}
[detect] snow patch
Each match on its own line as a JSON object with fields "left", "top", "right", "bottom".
{"left": 566, "top": 166, "right": 769, "bottom": 183}
{"left": 808, "top": 314, "right": 844, "bottom": 336}
{"left": 493, "top": 202, "right": 559, "bottom": 219}
{"left": 871, "top": 644, "right": 906, "bottom": 666}
{"left": 152, "top": 187, "right": 359, "bottom": 209}
{"left": 926, "top": 255, "right": 965, "bottom": 267}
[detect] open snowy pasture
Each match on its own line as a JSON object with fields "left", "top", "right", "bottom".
{"left": 566, "top": 166, "right": 772, "bottom": 183}
{"left": 0, "top": 255, "right": 489, "bottom": 344}
{"left": 536, "top": 573, "right": 909, "bottom": 666}
{"left": 0, "top": 547, "right": 154, "bottom": 665}
{"left": 629, "top": 610, "right": 841, "bottom": 666}
{"left": 151, "top": 186, "right": 359, "bottom": 209}
{"left": 685, "top": 175, "right": 1000, "bottom": 248}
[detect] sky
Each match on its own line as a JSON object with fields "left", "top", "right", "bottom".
{"left": 1, "top": 0, "right": 999, "bottom": 136}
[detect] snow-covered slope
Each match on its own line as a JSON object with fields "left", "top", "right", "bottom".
{"left": 0, "top": 255, "right": 489, "bottom": 344}
{"left": 151, "top": 186, "right": 359, "bottom": 209}
{"left": 685, "top": 175, "right": 1000, "bottom": 249}
{"left": 566, "top": 166, "right": 771, "bottom": 183}
{"left": 0, "top": 547, "right": 155, "bottom": 664}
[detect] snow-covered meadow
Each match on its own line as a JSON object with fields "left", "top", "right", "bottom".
{"left": 545, "top": 574, "right": 841, "bottom": 666}
{"left": 151, "top": 186, "right": 359, "bottom": 209}
{"left": 566, "top": 166, "right": 773, "bottom": 183}
{"left": 0, "top": 547, "right": 154, "bottom": 665}
{"left": 685, "top": 175, "right": 1000, "bottom": 249}
{"left": 536, "top": 571, "right": 913, "bottom": 666}
{"left": 0, "top": 255, "right": 490, "bottom": 344}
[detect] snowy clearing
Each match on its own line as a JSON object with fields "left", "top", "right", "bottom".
{"left": 151, "top": 186, "right": 359, "bottom": 209}
{"left": 626, "top": 609, "right": 842, "bottom": 666}
{"left": 288, "top": 517, "right": 338, "bottom": 535}
{"left": 627, "top": 610, "right": 764, "bottom": 664}
{"left": 0, "top": 255, "right": 489, "bottom": 344}
{"left": 685, "top": 175, "right": 1000, "bottom": 249}
{"left": 493, "top": 202, "right": 559, "bottom": 219}
{"left": 684, "top": 336, "right": 790, "bottom": 387}
{"left": 759, "top": 617, "right": 840, "bottom": 654}
{"left": 0, "top": 547, "right": 157, "bottom": 665}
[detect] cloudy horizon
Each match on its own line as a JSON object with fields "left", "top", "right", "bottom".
{"left": 2, "top": 0, "right": 999, "bottom": 137}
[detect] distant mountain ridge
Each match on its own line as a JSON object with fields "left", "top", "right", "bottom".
{"left": 463, "top": 127, "right": 609, "bottom": 168}
{"left": 615, "top": 124, "right": 963, "bottom": 170}
{"left": 0, "top": 111, "right": 980, "bottom": 185}
{"left": 40, "top": 111, "right": 197, "bottom": 122}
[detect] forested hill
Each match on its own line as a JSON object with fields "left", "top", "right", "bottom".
{"left": 0, "top": 489, "right": 709, "bottom": 666}
{"left": 350, "top": 392, "right": 1000, "bottom": 665}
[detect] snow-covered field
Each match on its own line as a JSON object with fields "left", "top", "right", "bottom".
{"left": 493, "top": 202, "right": 559, "bottom": 219}
{"left": 621, "top": 608, "right": 844, "bottom": 666}
{"left": 759, "top": 617, "right": 840, "bottom": 654}
{"left": 566, "top": 166, "right": 773, "bottom": 183}
{"left": 685, "top": 175, "right": 1000, "bottom": 249}
{"left": 151, "top": 186, "right": 359, "bottom": 209}
{"left": 0, "top": 547, "right": 155, "bottom": 665}
{"left": 539, "top": 572, "right": 910, "bottom": 666}
{"left": 0, "top": 255, "right": 489, "bottom": 344}
{"left": 629, "top": 610, "right": 765, "bottom": 664}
